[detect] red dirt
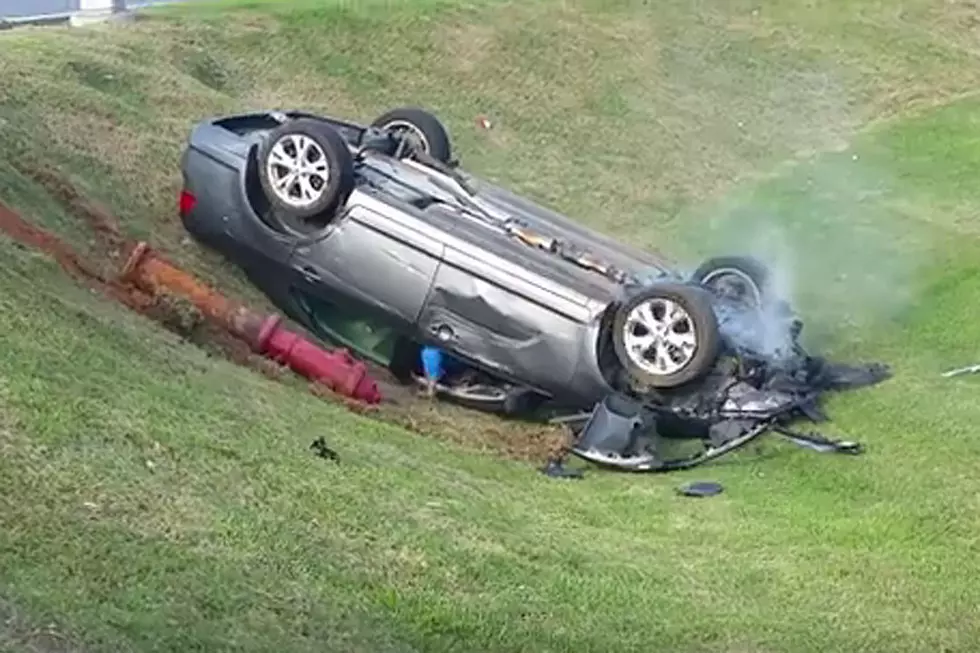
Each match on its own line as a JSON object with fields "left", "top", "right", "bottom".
{"left": 11, "top": 166, "right": 304, "bottom": 388}
{"left": 0, "top": 199, "right": 280, "bottom": 381}
{"left": 0, "top": 199, "right": 151, "bottom": 311}
{"left": 19, "top": 163, "right": 125, "bottom": 256}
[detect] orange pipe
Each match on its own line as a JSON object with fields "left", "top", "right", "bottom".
{"left": 120, "top": 242, "right": 257, "bottom": 337}
{"left": 119, "top": 241, "right": 382, "bottom": 404}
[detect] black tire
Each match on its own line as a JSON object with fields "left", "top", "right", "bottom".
{"left": 611, "top": 283, "right": 721, "bottom": 390}
{"left": 370, "top": 106, "right": 453, "bottom": 164}
{"left": 691, "top": 255, "right": 771, "bottom": 308}
{"left": 257, "top": 118, "right": 355, "bottom": 224}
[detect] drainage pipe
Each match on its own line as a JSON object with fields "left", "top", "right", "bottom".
{"left": 119, "top": 242, "right": 382, "bottom": 404}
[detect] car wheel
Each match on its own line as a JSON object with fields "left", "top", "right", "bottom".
{"left": 611, "top": 283, "right": 721, "bottom": 390}
{"left": 370, "top": 107, "right": 453, "bottom": 164}
{"left": 257, "top": 118, "right": 355, "bottom": 224}
{"left": 691, "top": 256, "right": 771, "bottom": 309}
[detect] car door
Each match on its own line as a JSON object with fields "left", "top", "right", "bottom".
{"left": 286, "top": 200, "right": 445, "bottom": 362}
{"left": 418, "top": 225, "right": 599, "bottom": 394}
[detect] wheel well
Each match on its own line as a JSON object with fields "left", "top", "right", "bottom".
{"left": 595, "top": 301, "right": 628, "bottom": 391}
{"left": 243, "top": 142, "right": 344, "bottom": 238}
{"left": 243, "top": 143, "right": 280, "bottom": 233}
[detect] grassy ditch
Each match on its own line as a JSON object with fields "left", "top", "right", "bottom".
{"left": 1, "top": 0, "right": 980, "bottom": 651}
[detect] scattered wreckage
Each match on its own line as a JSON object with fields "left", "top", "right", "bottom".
{"left": 177, "top": 105, "right": 891, "bottom": 472}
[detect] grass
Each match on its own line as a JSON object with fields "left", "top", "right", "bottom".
{"left": 2, "top": 0, "right": 980, "bottom": 650}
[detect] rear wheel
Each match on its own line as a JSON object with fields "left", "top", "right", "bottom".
{"left": 257, "top": 118, "right": 355, "bottom": 226}
{"left": 371, "top": 107, "right": 453, "bottom": 164}
{"left": 611, "top": 283, "right": 721, "bottom": 390}
{"left": 691, "top": 256, "right": 771, "bottom": 309}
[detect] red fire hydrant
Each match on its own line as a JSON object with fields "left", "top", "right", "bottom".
{"left": 253, "top": 315, "right": 381, "bottom": 404}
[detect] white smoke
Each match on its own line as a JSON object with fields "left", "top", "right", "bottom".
{"left": 678, "top": 154, "right": 926, "bottom": 357}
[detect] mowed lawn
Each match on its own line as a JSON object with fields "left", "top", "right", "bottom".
{"left": 2, "top": 0, "right": 980, "bottom": 651}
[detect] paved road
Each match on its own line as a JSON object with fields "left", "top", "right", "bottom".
{"left": 1, "top": 0, "right": 191, "bottom": 20}
{"left": 1, "top": 0, "right": 75, "bottom": 18}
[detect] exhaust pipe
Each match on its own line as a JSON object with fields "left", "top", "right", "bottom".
{"left": 120, "top": 242, "right": 382, "bottom": 404}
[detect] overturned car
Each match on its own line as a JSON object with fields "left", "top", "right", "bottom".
{"left": 177, "top": 105, "right": 890, "bottom": 471}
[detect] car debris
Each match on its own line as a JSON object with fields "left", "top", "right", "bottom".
{"left": 177, "top": 104, "right": 892, "bottom": 473}
{"left": 539, "top": 458, "right": 585, "bottom": 480}
{"left": 677, "top": 481, "right": 724, "bottom": 497}
{"left": 310, "top": 437, "right": 340, "bottom": 462}
{"left": 941, "top": 364, "right": 980, "bottom": 378}
{"left": 559, "top": 355, "right": 887, "bottom": 472}
{"left": 772, "top": 426, "right": 863, "bottom": 455}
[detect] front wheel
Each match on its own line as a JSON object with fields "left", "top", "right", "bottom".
{"left": 611, "top": 283, "right": 721, "bottom": 391}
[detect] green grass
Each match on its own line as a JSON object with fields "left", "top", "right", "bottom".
{"left": 3, "top": 0, "right": 980, "bottom": 651}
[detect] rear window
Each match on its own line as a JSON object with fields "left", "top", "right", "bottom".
{"left": 213, "top": 115, "right": 282, "bottom": 136}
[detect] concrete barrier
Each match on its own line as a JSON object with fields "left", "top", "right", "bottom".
{"left": 70, "top": 0, "right": 131, "bottom": 26}
{"left": 2, "top": 1, "right": 190, "bottom": 28}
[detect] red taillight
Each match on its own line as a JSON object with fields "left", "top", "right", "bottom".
{"left": 178, "top": 189, "right": 197, "bottom": 218}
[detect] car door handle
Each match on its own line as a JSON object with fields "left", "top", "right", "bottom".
{"left": 300, "top": 265, "right": 321, "bottom": 283}
{"left": 430, "top": 323, "right": 455, "bottom": 343}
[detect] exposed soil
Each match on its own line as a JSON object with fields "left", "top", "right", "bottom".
{"left": 0, "top": 198, "right": 148, "bottom": 312}
{"left": 0, "top": 172, "right": 571, "bottom": 465}
{"left": 0, "top": 197, "right": 289, "bottom": 383}
{"left": 0, "top": 597, "right": 84, "bottom": 653}
{"left": 141, "top": 291, "right": 291, "bottom": 382}
{"left": 20, "top": 163, "right": 126, "bottom": 257}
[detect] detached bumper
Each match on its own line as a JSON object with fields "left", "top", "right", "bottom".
{"left": 564, "top": 353, "right": 890, "bottom": 473}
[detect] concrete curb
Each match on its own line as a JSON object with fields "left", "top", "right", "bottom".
{"left": 1, "top": 0, "right": 183, "bottom": 29}
{"left": 1, "top": 13, "right": 72, "bottom": 28}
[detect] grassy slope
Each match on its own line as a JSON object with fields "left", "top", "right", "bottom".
{"left": 2, "top": 0, "right": 980, "bottom": 651}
